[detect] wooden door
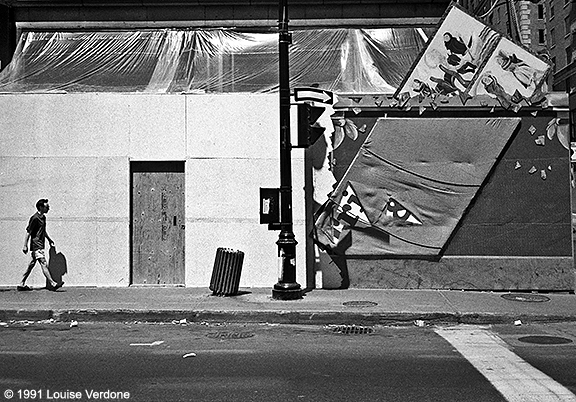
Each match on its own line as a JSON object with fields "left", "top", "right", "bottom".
{"left": 131, "top": 162, "right": 185, "bottom": 285}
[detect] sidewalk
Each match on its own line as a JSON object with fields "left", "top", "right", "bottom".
{"left": 0, "top": 286, "right": 575, "bottom": 325}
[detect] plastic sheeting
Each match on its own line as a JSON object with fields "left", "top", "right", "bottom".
{"left": 0, "top": 28, "right": 428, "bottom": 93}
{"left": 313, "top": 117, "right": 521, "bottom": 256}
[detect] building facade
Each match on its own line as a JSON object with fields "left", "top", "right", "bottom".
{"left": 0, "top": 1, "right": 448, "bottom": 289}
{"left": 0, "top": 1, "right": 572, "bottom": 291}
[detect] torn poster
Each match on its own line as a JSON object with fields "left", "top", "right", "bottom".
{"left": 394, "top": 3, "right": 551, "bottom": 107}
{"left": 313, "top": 117, "right": 521, "bottom": 256}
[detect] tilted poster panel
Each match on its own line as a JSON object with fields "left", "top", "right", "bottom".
{"left": 313, "top": 117, "right": 521, "bottom": 256}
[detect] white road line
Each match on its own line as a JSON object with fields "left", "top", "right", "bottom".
{"left": 129, "top": 340, "right": 165, "bottom": 346}
{"left": 435, "top": 326, "right": 576, "bottom": 402}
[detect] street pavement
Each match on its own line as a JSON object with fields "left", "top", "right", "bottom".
{"left": 0, "top": 286, "right": 575, "bottom": 325}
{"left": 0, "top": 321, "right": 516, "bottom": 402}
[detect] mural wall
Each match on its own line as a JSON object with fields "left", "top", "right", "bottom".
{"left": 310, "top": 102, "right": 573, "bottom": 290}
{"left": 309, "top": 4, "right": 571, "bottom": 290}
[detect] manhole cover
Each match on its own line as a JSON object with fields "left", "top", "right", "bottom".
{"left": 328, "top": 325, "right": 374, "bottom": 335}
{"left": 343, "top": 301, "right": 378, "bottom": 308}
{"left": 518, "top": 335, "right": 573, "bottom": 345}
{"left": 206, "top": 331, "right": 255, "bottom": 339}
{"left": 501, "top": 293, "right": 550, "bottom": 303}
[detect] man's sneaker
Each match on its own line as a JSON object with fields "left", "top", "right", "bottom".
{"left": 50, "top": 282, "right": 64, "bottom": 291}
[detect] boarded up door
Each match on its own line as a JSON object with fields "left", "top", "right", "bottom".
{"left": 131, "top": 162, "right": 185, "bottom": 285}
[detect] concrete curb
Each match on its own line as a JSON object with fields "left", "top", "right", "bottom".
{"left": 2, "top": 309, "right": 576, "bottom": 325}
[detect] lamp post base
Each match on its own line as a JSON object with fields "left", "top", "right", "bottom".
{"left": 272, "top": 285, "right": 303, "bottom": 300}
{"left": 273, "top": 230, "right": 301, "bottom": 300}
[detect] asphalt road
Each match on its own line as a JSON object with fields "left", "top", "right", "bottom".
{"left": 0, "top": 321, "right": 575, "bottom": 402}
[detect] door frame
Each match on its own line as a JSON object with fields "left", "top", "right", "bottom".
{"left": 129, "top": 160, "right": 186, "bottom": 286}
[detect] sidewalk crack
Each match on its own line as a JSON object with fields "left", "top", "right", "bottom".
{"left": 438, "top": 291, "right": 460, "bottom": 315}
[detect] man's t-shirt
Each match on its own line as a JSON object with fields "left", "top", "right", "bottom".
{"left": 26, "top": 212, "right": 46, "bottom": 251}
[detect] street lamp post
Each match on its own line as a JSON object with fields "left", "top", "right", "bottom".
{"left": 272, "top": 0, "right": 302, "bottom": 300}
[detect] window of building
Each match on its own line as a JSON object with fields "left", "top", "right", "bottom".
{"left": 567, "top": 47, "right": 572, "bottom": 64}
{"left": 566, "top": 15, "right": 571, "bottom": 36}
{"left": 539, "top": 29, "right": 546, "bottom": 44}
{"left": 552, "top": 56, "right": 557, "bottom": 72}
{"left": 538, "top": 4, "right": 544, "bottom": 19}
{"left": 550, "top": 27, "right": 556, "bottom": 46}
{"left": 0, "top": 28, "right": 427, "bottom": 93}
{"left": 550, "top": 3, "right": 555, "bottom": 18}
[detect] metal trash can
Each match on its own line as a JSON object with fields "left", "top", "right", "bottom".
{"left": 209, "top": 248, "right": 244, "bottom": 296}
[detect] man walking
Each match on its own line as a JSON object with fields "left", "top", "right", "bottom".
{"left": 18, "top": 199, "right": 63, "bottom": 291}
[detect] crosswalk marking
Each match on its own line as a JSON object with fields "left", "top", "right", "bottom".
{"left": 435, "top": 326, "right": 576, "bottom": 402}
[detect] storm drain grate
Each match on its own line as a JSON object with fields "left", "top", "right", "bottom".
{"left": 343, "top": 301, "right": 378, "bottom": 308}
{"left": 518, "top": 335, "right": 573, "bottom": 345}
{"left": 328, "top": 325, "right": 375, "bottom": 335}
{"left": 206, "top": 331, "right": 255, "bottom": 339}
{"left": 501, "top": 293, "right": 550, "bottom": 303}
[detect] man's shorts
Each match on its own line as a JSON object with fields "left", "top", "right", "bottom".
{"left": 31, "top": 249, "right": 46, "bottom": 262}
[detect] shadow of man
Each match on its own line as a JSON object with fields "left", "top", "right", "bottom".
{"left": 47, "top": 246, "right": 68, "bottom": 288}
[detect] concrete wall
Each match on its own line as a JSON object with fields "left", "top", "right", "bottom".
{"left": 0, "top": 93, "right": 306, "bottom": 288}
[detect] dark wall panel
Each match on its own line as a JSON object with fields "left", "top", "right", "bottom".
{"left": 445, "top": 114, "right": 572, "bottom": 256}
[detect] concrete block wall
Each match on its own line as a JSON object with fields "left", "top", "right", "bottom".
{"left": 184, "top": 94, "right": 306, "bottom": 288}
{"left": 0, "top": 93, "right": 306, "bottom": 288}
